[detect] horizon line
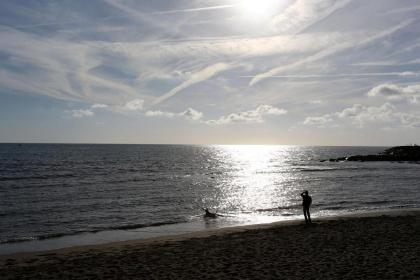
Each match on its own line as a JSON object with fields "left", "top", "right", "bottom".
{"left": 0, "top": 142, "right": 396, "bottom": 147}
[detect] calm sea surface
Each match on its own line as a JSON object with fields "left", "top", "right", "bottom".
{"left": 1, "top": 144, "right": 420, "bottom": 253}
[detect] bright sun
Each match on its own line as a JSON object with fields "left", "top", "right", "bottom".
{"left": 239, "top": 0, "right": 279, "bottom": 21}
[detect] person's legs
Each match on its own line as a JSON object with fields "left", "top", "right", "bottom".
{"left": 303, "top": 207, "right": 308, "bottom": 223}
{"left": 306, "top": 208, "right": 311, "bottom": 223}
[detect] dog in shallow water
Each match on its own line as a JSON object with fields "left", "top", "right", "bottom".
{"left": 203, "top": 208, "right": 217, "bottom": 218}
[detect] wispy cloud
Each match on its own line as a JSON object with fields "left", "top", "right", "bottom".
{"left": 0, "top": 3, "right": 238, "bottom": 31}
{"left": 152, "top": 63, "right": 232, "bottom": 106}
{"left": 271, "top": 0, "right": 352, "bottom": 33}
{"left": 250, "top": 19, "right": 414, "bottom": 85}
{"left": 0, "top": 26, "right": 157, "bottom": 105}
{"left": 383, "top": 5, "right": 420, "bottom": 15}
{"left": 149, "top": 4, "right": 236, "bottom": 15}
{"left": 243, "top": 71, "right": 419, "bottom": 80}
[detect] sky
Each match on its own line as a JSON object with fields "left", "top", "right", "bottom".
{"left": 1, "top": 0, "right": 420, "bottom": 145}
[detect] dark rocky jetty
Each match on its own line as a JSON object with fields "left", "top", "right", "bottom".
{"left": 322, "top": 145, "right": 420, "bottom": 162}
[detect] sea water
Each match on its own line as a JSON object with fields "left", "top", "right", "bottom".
{"left": 1, "top": 144, "right": 419, "bottom": 254}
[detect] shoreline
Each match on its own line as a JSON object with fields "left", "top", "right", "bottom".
{"left": 1, "top": 207, "right": 419, "bottom": 259}
{"left": 2, "top": 208, "right": 420, "bottom": 279}
{"left": 0, "top": 207, "right": 417, "bottom": 257}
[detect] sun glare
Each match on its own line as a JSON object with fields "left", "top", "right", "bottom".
{"left": 239, "top": 0, "right": 279, "bottom": 21}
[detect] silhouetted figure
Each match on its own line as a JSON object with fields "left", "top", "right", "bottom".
{"left": 301, "top": 191, "right": 312, "bottom": 224}
{"left": 203, "top": 208, "right": 217, "bottom": 218}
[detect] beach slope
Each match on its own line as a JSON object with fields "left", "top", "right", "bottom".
{"left": 1, "top": 211, "right": 420, "bottom": 279}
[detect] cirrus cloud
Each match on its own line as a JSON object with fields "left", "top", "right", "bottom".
{"left": 271, "top": 0, "right": 352, "bottom": 34}
{"left": 151, "top": 63, "right": 233, "bottom": 106}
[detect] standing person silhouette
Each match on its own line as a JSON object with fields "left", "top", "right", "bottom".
{"left": 301, "top": 191, "right": 312, "bottom": 224}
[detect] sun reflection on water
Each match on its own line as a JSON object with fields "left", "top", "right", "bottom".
{"left": 205, "top": 145, "right": 299, "bottom": 223}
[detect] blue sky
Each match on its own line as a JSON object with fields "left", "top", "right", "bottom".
{"left": 1, "top": 0, "right": 420, "bottom": 145}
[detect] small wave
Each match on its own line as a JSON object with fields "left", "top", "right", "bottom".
{"left": 0, "top": 233, "right": 83, "bottom": 244}
{"left": 255, "top": 170, "right": 289, "bottom": 174}
{"left": 256, "top": 207, "right": 282, "bottom": 212}
{"left": 323, "top": 206, "right": 346, "bottom": 210}
{"left": 316, "top": 201, "right": 352, "bottom": 207}
{"left": 363, "top": 200, "right": 395, "bottom": 205}
{"left": 281, "top": 213, "right": 295, "bottom": 216}
{"left": 300, "top": 168, "right": 337, "bottom": 172}
{"left": 0, "top": 221, "right": 184, "bottom": 244}
{"left": 108, "top": 221, "right": 181, "bottom": 231}
{"left": 0, "top": 173, "right": 75, "bottom": 181}
{"left": 0, "top": 237, "right": 37, "bottom": 244}
{"left": 299, "top": 166, "right": 348, "bottom": 172}
{"left": 278, "top": 204, "right": 301, "bottom": 210}
{"left": 320, "top": 200, "right": 399, "bottom": 211}
{"left": 297, "top": 166, "right": 363, "bottom": 172}
{"left": 256, "top": 204, "right": 301, "bottom": 212}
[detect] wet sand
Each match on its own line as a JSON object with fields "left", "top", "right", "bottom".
{"left": 1, "top": 210, "right": 420, "bottom": 279}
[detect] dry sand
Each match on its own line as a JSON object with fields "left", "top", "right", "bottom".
{"left": 1, "top": 210, "right": 420, "bottom": 279}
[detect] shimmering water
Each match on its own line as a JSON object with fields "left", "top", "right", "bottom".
{"left": 1, "top": 144, "right": 419, "bottom": 252}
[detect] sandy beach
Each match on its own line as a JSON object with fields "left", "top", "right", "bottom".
{"left": 1, "top": 210, "right": 420, "bottom": 280}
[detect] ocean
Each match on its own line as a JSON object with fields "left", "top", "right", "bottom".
{"left": 1, "top": 144, "right": 419, "bottom": 254}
